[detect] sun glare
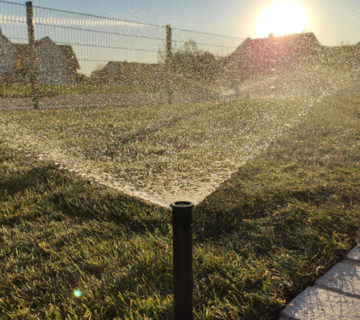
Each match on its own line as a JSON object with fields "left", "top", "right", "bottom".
{"left": 256, "top": 1, "right": 309, "bottom": 38}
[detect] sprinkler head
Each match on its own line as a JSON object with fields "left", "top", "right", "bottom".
{"left": 170, "top": 201, "right": 194, "bottom": 209}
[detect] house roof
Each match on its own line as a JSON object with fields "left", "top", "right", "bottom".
{"left": 91, "top": 61, "right": 160, "bottom": 80}
{"left": 230, "top": 32, "right": 321, "bottom": 62}
{"left": 226, "top": 32, "right": 322, "bottom": 75}
{"left": 0, "top": 28, "right": 14, "bottom": 45}
{"left": 103, "top": 61, "right": 158, "bottom": 71}
{"left": 58, "top": 45, "right": 80, "bottom": 70}
{"left": 245, "top": 32, "right": 320, "bottom": 46}
{"left": 13, "top": 37, "right": 79, "bottom": 70}
{"left": 92, "top": 61, "right": 158, "bottom": 76}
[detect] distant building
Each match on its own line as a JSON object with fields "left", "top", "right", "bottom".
{"left": 0, "top": 29, "right": 17, "bottom": 83}
{"left": 91, "top": 61, "right": 160, "bottom": 84}
{"left": 14, "top": 37, "right": 80, "bottom": 84}
{"left": 0, "top": 30, "right": 80, "bottom": 84}
{"left": 227, "top": 32, "right": 321, "bottom": 75}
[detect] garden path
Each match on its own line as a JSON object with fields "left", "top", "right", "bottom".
{"left": 280, "top": 245, "right": 360, "bottom": 320}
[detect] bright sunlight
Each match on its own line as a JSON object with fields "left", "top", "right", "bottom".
{"left": 256, "top": 0, "right": 309, "bottom": 38}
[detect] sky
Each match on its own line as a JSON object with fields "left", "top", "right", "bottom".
{"left": 23, "top": 0, "right": 360, "bottom": 46}
{"left": 2, "top": 0, "right": 359, "bottom": 74}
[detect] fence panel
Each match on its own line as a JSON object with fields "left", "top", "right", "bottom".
{"left": 31, "top": 5, "right": 167, "bottom": 108}
{"left": 0, "top": 1, "right": 31, "bottom": 109}
{"left": 172, "top": 27, "right": 242, "bottom": 57}
{"left": 32, "top": 6, "right": 165, "bottom": 75}
{"left": 0, "top": 1, "right": 246, "bottom": 109}
{"left": 0, "top": 1, "right": 28, "bottom": 43}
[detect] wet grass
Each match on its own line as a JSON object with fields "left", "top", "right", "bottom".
{"left": 0, "top": 78, "right": 220, "bottom": 99}
{"left": 0, "top": 93, "right": 360, "bottom": 319}
{"left": 193, "top": 93, "right": 360, "bottom": 318}
{"left": 0, "top": 83, "right": 159, "bottom": 98}
{"left": 0, "top": 97, "right": 312, "bottom": 205}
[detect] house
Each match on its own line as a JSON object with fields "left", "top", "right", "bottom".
{"left": 91, "top": 61, "right": 161, "bottom": 85}
{"left": 227, "top": 32, "right": 321, "bottom": 76}
{"left": 0, "top": 29, "right": 17, "bottom": 82}
{"left": 0, "top": 30, "right": 80, "bottom": 84}
{"left": 14, "top": 37, "right": 80, "bottom": 84}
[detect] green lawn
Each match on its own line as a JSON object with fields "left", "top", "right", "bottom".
{"left": 0, "top": 83, "right": 157, "bottom": 98}
{"left": 0, "top": 77, "right": 220, "bottom": 99}
{"left": 0, "top": 93, "right": 360, "bottom": 319}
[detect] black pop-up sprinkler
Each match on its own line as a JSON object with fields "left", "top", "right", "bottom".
{"left": 170, "top": 201, "right": 194, "bottom": 320}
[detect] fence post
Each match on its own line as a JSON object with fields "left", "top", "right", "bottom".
{"left": 166, "top": 24, "right": 173, "bottom": 104}
{"left": 26, "top": 1, "right": 39, "bottom": 109}
{"left": 170, "top": 201, "right": 194, "bottom": 320}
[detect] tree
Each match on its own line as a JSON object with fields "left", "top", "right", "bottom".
{"left": 171, "top": 40, "right": 220, "bottom": 80}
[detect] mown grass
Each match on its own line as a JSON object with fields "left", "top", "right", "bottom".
{"left": 0, "top": 93, "right": 360, "bottom": 319}
{"left": 0, "top": 83, "right": 160, "bottom": 98}
{"left": 0, "top": 77, "right": 220, "bottom": 99}
{"left": 0, "top": 97, "right": 312, "bottom": 205}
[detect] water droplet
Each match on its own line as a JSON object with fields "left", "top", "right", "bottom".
{"left": 73, "top": 289, "right": 82, "bottom": 297}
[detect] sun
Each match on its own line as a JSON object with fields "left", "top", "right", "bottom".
{"left": 256, "top": 1, "right": 309, "bottom": 38}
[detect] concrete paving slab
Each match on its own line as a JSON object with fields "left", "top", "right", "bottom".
{"left": 346, "top": 246, "right": 360, "bottom": 262}
{"left": 280, "top": 286, "right": 360, "bottom": 320}
{"left": 315, "top": 261, "right": 360, "bottom": 297}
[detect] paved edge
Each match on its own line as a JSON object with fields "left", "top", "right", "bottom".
{"left": 280, "top": 286, "right": 360, "bottom": 320}
{"left": 346, "top": 246, "right": 360, "bottom": 262}
{"left": 315, "top": 260, "right": 360, "bottom": 297}
{"left": 279, "top": 245, "right": 360, "bottom": 320}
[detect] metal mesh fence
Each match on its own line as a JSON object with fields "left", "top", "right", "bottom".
{"left": 32, "top": 5, "right": 166, "bottom": 76}
{"left": 172, "top": 27, "right": 242, "bottom": 57}
{"left": 0, "top": 1, "right": 27, "bottom": 44}
{"left": 0, "top": 1, "right": 30, "bottom": 109}
{"left": 0, "top": 1, "right": 245, "bottom": 109}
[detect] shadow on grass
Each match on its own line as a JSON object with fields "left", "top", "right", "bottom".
{"left": 0, "top": 164, "right": 60, "bottom": 197}
{"left": 51, "top": 188, "right": 169, "bottom": 235}
{"left": 0, "top": 160, "right": 169, "bottom": 234}
{"left": 193, "top": 160, "right": 359, "bottom": 259}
